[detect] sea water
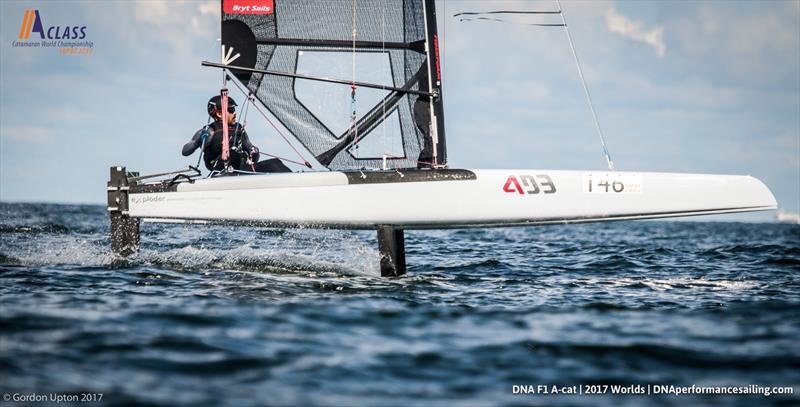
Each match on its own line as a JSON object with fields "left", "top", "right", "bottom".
{"left": 1, "top": 202, "right": 798, "bottom": 406}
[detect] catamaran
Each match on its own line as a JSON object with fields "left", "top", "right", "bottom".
{"left": 107, "top": 0, "right": 776, "bottom": 276}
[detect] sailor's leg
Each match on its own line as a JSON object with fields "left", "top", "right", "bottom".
{"left": 254, "top": 158, "right": 293, "bottom": 173}
{"left": 377, "top": 225, "right": 406, "bottom": 277}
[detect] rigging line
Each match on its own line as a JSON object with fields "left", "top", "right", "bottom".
{"left": 556, "top": 0, "right": 615, "bottom": 171}
{"left": 226, "top": 74, "right": 313, "bottom": 168}
{"left": 241, "top": 91, "right": 252, "bottom": 129}
{"left": 381, "top": 3, "right": 388, "bottom": 162}
{"left": 351, "top": 0, "right": 359, "bottom": 159}
{"left": 231, "top": 93, "right": 249, "bottom": 153}
{"left": 453, "top": 10, "right": 562, "bottom": 17}
{"left": 257, "top": 152, "right": 310, "bottom": 167}
{"left": 457, "top": 17, "right": 565, "bottom": 26}
{"left": 351, "top": 0, "right": 357, "bottom": 86}
{"left": 196, "top": 116, "right": 212, "bottom": 168}
{"left": 195, "top": 140, "right": 204, "bottom": 168}
{"left": 250, "top": 95, "right": 313, "bottom": 168}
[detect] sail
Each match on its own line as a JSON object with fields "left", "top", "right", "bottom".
{"left": 221, "top": 0, "right": 446, "bottom": 169}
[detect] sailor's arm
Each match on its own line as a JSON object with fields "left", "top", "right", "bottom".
{"left": 182, "top": 127, "right": 208, "bottom": 156}
{"left": 240, "top": 129, "right": 260, "bottom": 161}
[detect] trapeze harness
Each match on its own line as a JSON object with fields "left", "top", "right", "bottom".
{"left": 191, "top": 86, "right": 312, "bottom": 175}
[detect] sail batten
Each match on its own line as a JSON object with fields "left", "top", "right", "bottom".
{"left": 253, "top": 37, "right": 425, "bottom": 51}
{"left": 221, "top": 0, "right": 444, "bottom": 170}
{"left": 202, "top": 61, "right": 436, "bottom": 97}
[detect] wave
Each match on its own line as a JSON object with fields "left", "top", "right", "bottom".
{"left": 775, "top": 209, "right": 800, "bottom": 224}
{"left": 0, "top": 252, "right": 21, "bottom": 265}
{"left": 0, "top": 229, "right": 381, "bottom": 277}
{"left": 137, "top": 245, "right": 379, "bottom": 277}
{"left": 0, "top": 223, "right": 70, "bottom": 234}
{"left": 515, "top": 340, "right": 800, "bottom": 369}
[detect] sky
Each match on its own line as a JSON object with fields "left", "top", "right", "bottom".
{"left": 0, "top": 0, "right": 798, "bottom": 222}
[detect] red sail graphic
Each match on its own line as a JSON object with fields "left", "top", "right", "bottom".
{"left": 223, "top": 0, "right": 274, "bottom": 14}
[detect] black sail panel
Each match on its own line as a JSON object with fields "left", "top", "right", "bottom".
{"left": 221, "top": 0, "right": 444, "bottom": 170}
{"left": 221, "top": 19, "right": 259, "bottom": 84}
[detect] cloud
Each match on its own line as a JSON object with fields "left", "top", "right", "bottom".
{"left": 132, "top": 0, "right": 218, "bottom": 30}
{"left": 198, "top": 1, "right": 218, "bottom": 16}
{"left": 605, "top": 7, "right": 666, "bottom": 57}
{"left": 130, "top": 0, "right": 219, "bottom": 59}
{"left": 668, "top": 3, "right": 799, "bottom": 83}
{"left": 0, "top": 126, "right": 55, "bottom": 143}
{"left": 471, "top": 80, "right": 550, "bottom": 104}
{"left": 695, "top": 4, "right": 798, "bottom": 55}
{"left": 132, "top": 0, "right": 170, "bottom": 25}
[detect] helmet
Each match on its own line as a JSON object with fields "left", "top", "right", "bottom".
{"left": 207, "top": 95, "right": 237, "bottom": 117}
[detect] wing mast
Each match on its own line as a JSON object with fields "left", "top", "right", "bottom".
{"left": 422, "top": 0, "right": 447, "bottom": 167}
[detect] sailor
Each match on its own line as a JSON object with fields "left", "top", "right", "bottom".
{"left": 183, "top": 95, "right": 291, "bottom": 173}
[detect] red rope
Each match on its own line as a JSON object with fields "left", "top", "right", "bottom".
{"left": 227, "top": 78, "right": 313, "bottom": 169}
{"left": 220, "top": 89, "right": 230, "bottom": 162}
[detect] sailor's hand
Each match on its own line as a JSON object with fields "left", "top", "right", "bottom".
{"left": 250, "top": 146, "right": 260, "bottom": 162}
{"left": 199, "top": 128, "right": 211, "bottom": 143}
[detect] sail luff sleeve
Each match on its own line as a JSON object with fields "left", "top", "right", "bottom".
{"left": 422, "top": 0, "right": 447, "bottom": 166}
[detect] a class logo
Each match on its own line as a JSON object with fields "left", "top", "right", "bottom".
{"left": 18, "top": 9, "right": 40, "bottom": 40}
{"left": 13, "top": 9, "right": 93, "bottom": 54}
{"left": 19, "top": 9, "right": 86, "bottom": 40}
{"left": 503, "top": 175, "right": 557, "bottom": 195}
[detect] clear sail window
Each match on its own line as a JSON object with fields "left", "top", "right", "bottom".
{"left": 294, "top": 50, "right": 404, "bottom": 159}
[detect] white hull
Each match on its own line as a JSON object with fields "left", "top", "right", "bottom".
{"left": 126, "top": 169, "right": 776, "bottom": 229}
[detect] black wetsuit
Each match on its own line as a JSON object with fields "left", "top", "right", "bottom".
{"left": 182, "top": 121, "right": 291, "bottom": 173}
{"left": 183, "top": 121, "right": 254, "bottom": 172}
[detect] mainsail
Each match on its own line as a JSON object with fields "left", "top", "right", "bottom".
{"left": 220, "top": 0, "right": 446, "bottom": 170}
